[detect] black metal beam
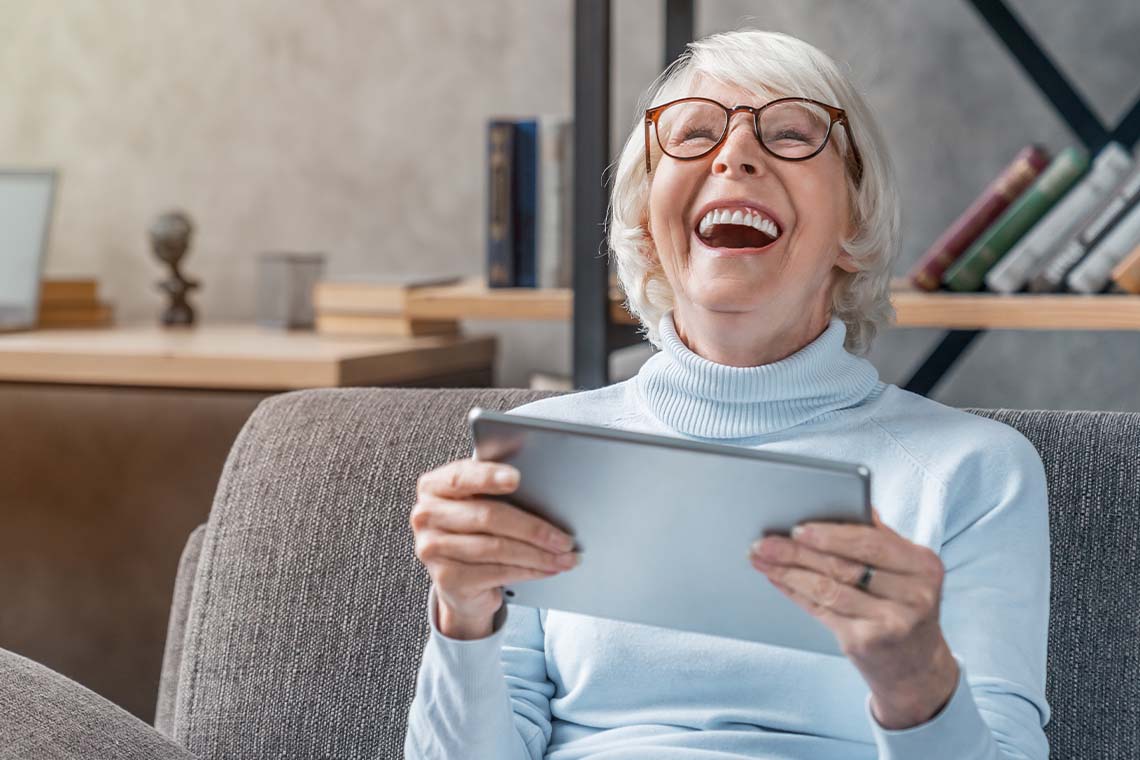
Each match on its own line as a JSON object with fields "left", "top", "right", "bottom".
{"left": 902, "top": 330, "right": 983, "bottom": 397}
{"left": 1110, "top": 96, "right": 1140, "bottom": 150}
{"left": 664, "top": 0, "right": 694, "bottom": 69}
{"left": 964, "top": 0, "right": 1110, "bottom": 152}
{"left": 572, "top": 0, "right": 612, "bottom": 390}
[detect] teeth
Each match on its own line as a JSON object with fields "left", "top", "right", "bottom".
{"left": 697, "top": 207, "right": 780, "bottom": 240}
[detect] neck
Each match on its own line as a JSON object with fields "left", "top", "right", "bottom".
{"left": 671, "top": 301, "right": 834, "bottom": 367}
{"left": 635, "top": 308, "right": 882, "bottom": 439}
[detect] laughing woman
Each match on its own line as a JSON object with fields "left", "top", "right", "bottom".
{"left": 405, "top": 29, "right": 1049, "bottom": 760}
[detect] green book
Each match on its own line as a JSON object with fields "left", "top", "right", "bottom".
{"left": 943, "top": 146, "right": 1090, "bottom": 292}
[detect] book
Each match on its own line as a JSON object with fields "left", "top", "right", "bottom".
{"left": 40, "top": 278, "right": 98, "bottom": 305}
{"left": 487, "top": 120, "right": 517, "bottom": 288}
{"left": 907, "top": 144, "right": 1050, "bottom": 291}
{"left": 538, "top": 115, "right": 573, "bottom": 289}
{"left": 513, "top": 119, "right": 538, "bottom": 288}
{"left": 314, "top": 313, "right": 460, "bottom": 337}
{"left": 943, "top": 146, "right": 1089, "bottom": 292}
{"left": 1066, "top": 198, "right": 1140, "bottom": 293}
{"left": 313, "top": 275, "right": 462, "bottom": 315}
{"left": 1030, "top": 164, "right": 1140, "bottom": 292}
{"left": 1110, "top": 243, "right": 1140, "bottom": 294}
{"left": 984, "top": 142, "right": 1133, "bottom": 294}
{"left": 37, "top": 303, "right": 114, "bottom": 328}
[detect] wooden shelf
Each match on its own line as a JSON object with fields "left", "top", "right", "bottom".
{"left": 408, "top": 277, "right": 635, "bottom": 324}
{"left": 0, "top": 324, "right": 497, "bottom": 390}
{"left": 405, "top": 277, "right": 1140, "bottom": 331}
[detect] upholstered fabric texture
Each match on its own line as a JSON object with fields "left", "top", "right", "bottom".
{"left": 165, "top": 390, "right": 1137, "bottom": 760}
{"left": 0, "top": 647, "right": 195, "bottom": 760}
{"left": 156, "top": 524, "right": 206, "bottom": 738}
{"left": 966, "top": 407, "right": 1140, "bottom": 758}
{"left": 171, "top": 388, "right": 558, "bottom": 760}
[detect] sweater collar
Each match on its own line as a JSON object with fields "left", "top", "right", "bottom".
{"left": 635, "top": 309, "right": 881, "bottom": 439}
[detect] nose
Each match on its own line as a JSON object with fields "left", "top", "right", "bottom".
{"left": 712, "top": 111, "right": 766, "bottom": 177}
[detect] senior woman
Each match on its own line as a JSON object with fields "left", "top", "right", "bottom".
{"left": 405, "top": 29, "right": 1050, "bottom": 760}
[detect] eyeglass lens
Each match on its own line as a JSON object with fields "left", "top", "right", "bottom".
{"left": 656, "top": 100, "right": 832, "bottom": 161}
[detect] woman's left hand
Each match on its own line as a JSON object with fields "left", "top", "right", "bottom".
{"left": 749, "top": 507, "right": 959, "bottom": 730}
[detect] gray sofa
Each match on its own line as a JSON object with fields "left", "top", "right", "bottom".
{"left": 1, "top": 388, "right": 1137, "bottom": 759}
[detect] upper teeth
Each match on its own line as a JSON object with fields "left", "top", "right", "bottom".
{"left": 697, "top": 208, "right": 780, "bottom": 239}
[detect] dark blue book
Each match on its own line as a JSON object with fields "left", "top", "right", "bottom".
{"left": 486, "top": 120, "right": 516, "bottom": 288}
{"left": 512, "top": 119, "right": 538, "bottom": 287}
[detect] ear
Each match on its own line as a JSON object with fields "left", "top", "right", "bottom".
{"left": 836, "top": 248, "right": 859, "bottom": 273}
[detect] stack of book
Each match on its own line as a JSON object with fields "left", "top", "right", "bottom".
{"left": 486, "top": 115, "right": 573, "bottom": 289}
{"left": 313, "top": 275, "right": 462, "bottom": 337}
{"left": 37, "top": 278, "right": 113, "bottom": 328}
{"left": 906, "top": 141, "right": 1140, "bottom": 295}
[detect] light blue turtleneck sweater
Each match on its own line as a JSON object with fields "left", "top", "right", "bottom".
{"left": 405, "top": 310, "right": 1051, "bottom": 759}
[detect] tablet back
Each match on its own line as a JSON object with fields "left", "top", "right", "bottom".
{"left": 469, "top": 407, "right": 871, "bottom": 656}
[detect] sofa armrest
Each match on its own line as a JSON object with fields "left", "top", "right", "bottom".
{"left": 0, "top": 647, "right": 196, "bottom": 760}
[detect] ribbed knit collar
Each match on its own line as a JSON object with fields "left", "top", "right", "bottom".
{"left": 635, "top": 309, "right": 881, "bottom": 439}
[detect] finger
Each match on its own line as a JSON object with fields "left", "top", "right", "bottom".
{"left": 418, "top": 530, "right": 580, "bottom": 574}
{"left": 419, "top": 496, "right": 576, "bottom": 554}
{"left": 751, "top": 536, "right": 914, "bottom": 602}
{"left": 755, "top": 564, "right": 880, "bottom": 618}
{"left": 418, "top": 459, "right": 521, "bottom": 499}
{"left": 434, "top": 558, "right": 558, "bottom": 594}
{"left": 791, "top": 522, "right": 926, "bottom": 575}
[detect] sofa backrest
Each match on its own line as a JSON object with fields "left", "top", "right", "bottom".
{"left": 165, "top": 389, "right": 1140, "bottom": 759}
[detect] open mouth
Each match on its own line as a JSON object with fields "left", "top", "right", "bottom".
{"left": 694, "top": 208, "right": 782, "bottom": 252}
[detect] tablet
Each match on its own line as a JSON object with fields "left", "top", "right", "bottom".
{"left": 468, "top": 406, "right": 872, "bottom": 656}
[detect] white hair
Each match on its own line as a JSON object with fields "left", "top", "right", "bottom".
{"left": 607, "top": 29, "right": 900, "bottom": 355}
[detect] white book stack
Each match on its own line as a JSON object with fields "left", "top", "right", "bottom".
{"left": 1067, "top": 200, "right": 1140, "bottom": 293}
{"left": 985, "top": 142, "right": 1132, "bottom": 294}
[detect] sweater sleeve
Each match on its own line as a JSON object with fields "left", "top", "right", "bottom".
{"left": 404, "top": 585, "right": 555, "bottom": 759}
{"left": 869, "top": 429, "right": 1051, "bottom": 760}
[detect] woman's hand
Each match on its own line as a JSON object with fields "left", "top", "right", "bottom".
{"left": 410, "top": 458, "right": 579, "bottom": 640}
{"left": 749, "top": 507, "right": 959, "bottom": 730}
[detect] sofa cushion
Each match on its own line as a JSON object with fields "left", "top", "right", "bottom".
{"left": 967, "top": 408, "right": 1140, "bottom": 759}
{"left": 171, "top": 389, "right": 1139, "bottom": 759}
{"left": 172, "top": 388, "right": 556, "bottom": 760}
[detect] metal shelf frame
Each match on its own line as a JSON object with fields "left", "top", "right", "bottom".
{"left": 570, "top": 0, "right": 1140, "bottom": 392}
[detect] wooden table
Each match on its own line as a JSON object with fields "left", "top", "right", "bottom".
{"left": 0, "top": 324, "right": 496, "bottom": 722}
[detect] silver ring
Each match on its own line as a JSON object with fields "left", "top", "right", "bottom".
{"left": 855, "top": 564, "right": 875, "bottom": 592}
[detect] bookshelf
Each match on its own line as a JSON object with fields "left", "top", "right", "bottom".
{"left": 567, "top": 0, "right": 1140, "bottom": 394}
{"left": 412, "top": 277, "right": 1140, "bottom": 331}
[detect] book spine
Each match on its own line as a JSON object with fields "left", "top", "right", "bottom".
{"left": 1067, "top": 198, "right": 1140, "bottom": 293}
{"left": 906, "top": 144, "right": 1050, "bottom": 291}
{"left": 944, "top": 146, "right": 1089, "bottom": 292}
{"left": 513, "top": 119, "right": 538, "bottom": 288}
{"left": 487, "top": 120, "right": 517, "bottom": 288}
{"left": 1110, "top": 244, "right": 1140, "bottom": 294}
{"left": 538, "top": 116, "right": 573, "bottom": 289}
{"left": 985, "top": 142, "right": 1133, "bottom": 294}
{"left": 1031, "top": 164, "right": 1140, "bottom": 291}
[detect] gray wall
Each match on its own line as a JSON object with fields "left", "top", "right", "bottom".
{"left": 3, "top": 0, "right": 1138, "bottom": 409}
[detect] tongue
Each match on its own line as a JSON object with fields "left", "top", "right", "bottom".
{"left": 700, "top": 223, "right": 775, "bottom": 249}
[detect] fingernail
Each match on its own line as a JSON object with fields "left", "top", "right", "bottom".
{"left": 791, "top": 525, "right": 807, "bottom": 540}
{"left": 550, "top": 532, "right": 575, "bottom": 552}
{"left": 494, "top": 468, "right": 518, "bottom": 486}
{"left": 556, "top": 552, "right": 580, "bottom": 568}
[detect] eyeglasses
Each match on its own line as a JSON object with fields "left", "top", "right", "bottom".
{"left": 644, "top": 96, "right": 863, "bottom": 183}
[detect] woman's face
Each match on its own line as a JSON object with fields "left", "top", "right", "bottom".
{"left": 647, "top": 78, "right": 857, "bottom": 329}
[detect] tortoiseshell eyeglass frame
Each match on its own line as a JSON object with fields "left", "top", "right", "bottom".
{"left": 643, "top": 96, "right": 864, "bottom": 185}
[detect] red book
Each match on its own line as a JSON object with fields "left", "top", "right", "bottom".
{"left": 908, "top": 145, "right": 1051, "bottom": 291}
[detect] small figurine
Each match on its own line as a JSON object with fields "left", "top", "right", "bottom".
{"left": 149, "top": 210, "right": 200, "bottom": 326}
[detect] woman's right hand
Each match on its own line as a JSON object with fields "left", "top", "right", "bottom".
{"left": 410, "top": 457, "right": 579, "bottom": 640}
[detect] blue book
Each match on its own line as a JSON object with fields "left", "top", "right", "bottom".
{"left": 486, "top": 120, "right": 516, "bottom": 288}
{"left": 512, "top": 119, "right": 538, "bottom": 287}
